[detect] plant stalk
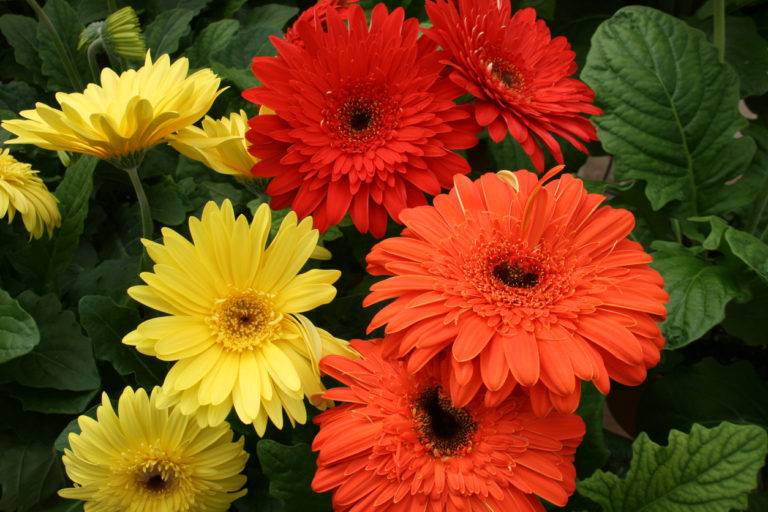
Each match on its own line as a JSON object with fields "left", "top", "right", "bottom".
{"left": 125, "top": 166, "right": 153, "bottom": 241}
{"left": 713, "top": 0, "right": 726, "bottom": 63}
{"left": 745, "top": 174, "right": 768, "bottom": 235}
{"left": 25, "top": 0, "right": 85, "bottom": 91}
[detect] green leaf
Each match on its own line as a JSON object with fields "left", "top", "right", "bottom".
{"left": 146, "top": 0, "right": 211, "bottom": 18}
{"left": 5, "top": 385, "right": 98, "bottom": 415}
{"left": 241, "top": 4, "right": 299, "bottom": 29}
{"left": 0, "top": 436, "right": 65, "bottom": 511}
{"left": 144, "top": 8, "right": 195, "bottom": 57}
{"left": 723, "top": 278, "right": 768, "bottom": 345}
{"left": 0, "top": 292, "right": 99, "bottom": 392}
{"left": 575, "top": 382, "right": 610, "bottom": 479}
{"left": 518, "top": 0, "right": 556, "bottom": 19}
{"left": 46, "top": 155, "right": 98, "bottom": 286}
{"left": 637, "top": 358, "right": 768, "bottom": 442}
{"left": 0, "top": 289, "right": 39, "bottom": 364}
{"left": 650, "top": 241, "right": 742, "bottom": 348}
{"left": 145, "top": 177, "right": 189, "bottom": 226}
{"left": 37, "top": 0, "right": 88, "bottom": 91}
{"left": 78, "top": 295, "right": 165, "bottom": 388}
{"left": 0, "top": 81, "right": 37, "bottom": 113}
{"left": 0, "top": 14, "right": 43, "bottom": 84}
{"left": 582, "top": 6, "right": 753, "bottom": 216}
{"left": 186, "top": 19, "right": 240, "bottom": 68}
{"left": 257, "top": 440, "right": 332, "bottom": 511}
{"left": 723, "top": 228, "right": 768, "bottom": 281}
{"left": 577, "top": 422, "right": 768, "bottom": 511}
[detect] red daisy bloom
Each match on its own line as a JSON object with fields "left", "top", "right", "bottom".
{"left": 313, "top": 340, "right": 585, "bottom": 512}
{"left": 424, "top": 0, "right": 602, "bottom": 171}
{"left": 284, "top": 0, "right": 359, "bottom": 47}
{"left": 244, "top": 3, "right": 479, "bottom": 238}
{"left": 364, "top": 169, "right": 668, "bottom": 415}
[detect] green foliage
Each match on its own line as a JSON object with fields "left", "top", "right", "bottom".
{"left": 0, "top": 14, "right": 43, "bottom": 84}
{"left": 575, "top": 383, "right": 610, "bottom": 479}
{"left": 577, "top": 422, "right": 768, "bottom": 511}
{"left": 38, "top": 0, "right": 88, "bottom": 91}
{"left": 582, "top": 6, "right": 754, "bottom": 216}
{"left": 0, "top": 436, "right": 65, "bottom": 511}
{"left": 257, "top": 440, "right": 332, "bottom": 512}
{"left": 0, "top": 289, "right": 39, "bottom": 364}
{"left": 144, "top": 8, "right": 195, "bottom": 56}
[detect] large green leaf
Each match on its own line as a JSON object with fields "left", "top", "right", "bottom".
{"left": 582, "top": 6, "right": 754, "bottom": 216}
{"left": 577, "top": 422, "right": 768, "bottom": 511}
{"left": 257, "top": 440, "right": 332, "bottom": 512}
{"left": 37, "top": 0, "right": 88, "bottom": 91}
{"left": 0, "top": 292, "right": 99, "bottom": 392}
{"left": 0, "top": 14, "right": 43, "bottom": 84}
{"left": 650, "top": 241, "right": 743, "bottom": 348}
{"left": 186, "top": 19, "right": 240, "bottom": 68}
{"left": 0, "top": 289, "right": 39, "bottom": 364}
{"left": 5, "top": 385, "right": 98, "bottom": 415}
{"left": 144, "top": 8, "right": 195, "bottom": 57}
{"left": 0, "top": 436, "right": 65, "bottom": 512}
{"left": 637, "top": 358, "right": 768, "bottom": 442}
{"left": 78, "top": 295, "right": 166, "bottom": 388}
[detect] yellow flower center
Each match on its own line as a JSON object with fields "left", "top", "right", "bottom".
{"left": 117, "top": 443, "right": 196, "bottom": 508}
{"left": 208, "top": 289, "right": 282, "bottom": 352}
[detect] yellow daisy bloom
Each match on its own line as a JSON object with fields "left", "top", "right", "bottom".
{"left": 59, "top": 386, "right": 248, "bottom": 512}
{"left": 0, "top": 149, "right": 61, "bottom": 239}
{"left": 167, "top": 109, "right": 258, "bottom": 178}
{"left": 1, "top": 52, "right": 222, "bottom": 170}
{"left": 123, "top": 200, "right": 353, "bottom": 435}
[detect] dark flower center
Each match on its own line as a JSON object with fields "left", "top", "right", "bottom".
{"left": 324, "top": 81, "right": 397, "bottom": 153}
{"left": 142, "top": 470, "right": 172, "bottom": 492}
{"left": 413, "top": 387, "right": 476, "bottom": 457}
{"left": 493, "top": 262, "right": 539, "bottom": 288}
{"left": 349, "top": 111, "right": 371, "bottom": 131}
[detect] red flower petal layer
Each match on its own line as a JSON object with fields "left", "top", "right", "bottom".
{"left": 365, "top": 170, "right": 668, "bottom": 414}
{"left": 244, "top": 4, "right": 479, "bottom": 237}
{"left": 313, "top": 340, "right": 584, "bottom": 512}
{"left": 425, "top": 0, "right": 602, "bottom": 170}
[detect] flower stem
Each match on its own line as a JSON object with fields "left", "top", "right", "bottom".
{"left": 746, "top": 174, "right": 768, "bottom": 235}
{"left": 125, "top": 166, "right": 153, "bottom": 241}
{"left": 86, "top": 38, "right": 104, "bottom": 83}
{"left": 25, "top": 0, "right": 85, "bottom": 91}
{"left": 107, "top": 0, "right": 117, "bottom": 13}
{"left": 713, "top": 0, "right": 726, "bottom": 63}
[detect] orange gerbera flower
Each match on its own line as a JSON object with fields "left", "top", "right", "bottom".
{"left": 313, "top": 340, "right": 584, "bottom": 512}
{"left": 364, "top": 168, "right": 668, "bottom": 415}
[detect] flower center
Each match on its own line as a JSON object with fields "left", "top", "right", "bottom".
{"left": 492, "top": 262, "right": 539, "bottom": 288}
{"left": 412, "top": 387, "right": 476, "bottom": 457}
{"left": 207, "top": 289, "right": 282, "bottom": 352}
{"left": 141, "top": 469, "right": 172, "bottom": 492}
{"left": 324, "top": 80, "right": 398, "bottom": 153}
{"left": 482, "top": 50, "right": 527, "bottom": 93}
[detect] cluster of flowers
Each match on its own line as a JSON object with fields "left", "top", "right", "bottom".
{"left": 0, "top": 1, "right": 669, "bottom": 511}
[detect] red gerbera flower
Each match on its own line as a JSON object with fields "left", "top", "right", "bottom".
{"left": 313, "top": 340, "right": 584, "bottom": 512}
{"left": 244, "top": 3, "right": 479, "bottom": 238}
{"left": 364, "top": 169, "right": 668, "bottom": 415}
{"left": 284, "top": 0, "right": 359, "bottom": 47}
{"left": 424, "top": 0, "right": 602, "bottom": 170}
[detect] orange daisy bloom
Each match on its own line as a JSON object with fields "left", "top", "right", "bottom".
{"left": 364, "top": 169, "right": 668, "bottom": 415}
{"left": 313, "top": 340, "right": 585, "bottom": 512}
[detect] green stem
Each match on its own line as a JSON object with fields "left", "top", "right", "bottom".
{"left": 671, "top": 218, "right": 683, "bottom": 244}
{"left": 746, "top": 174, "right": 768, "bottom": 234}
{"left": 107, "top": 0, "right": 117, "bottom": 13}
{"left": 86, "top": 38, "right": 104, "bottom": 83}
{"left": 713, "top": 0, "right": 726, "bottom": 63}
{"left": 25, "top": 0, "right": 85, "bottom": 91}
{"left": 125, "top": 166, "right": 153, "bottom": 241}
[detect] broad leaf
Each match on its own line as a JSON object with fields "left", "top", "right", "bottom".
{"left": 186, "top": 19, "right": 240, "bottom": 68}
{"left": 723, "top": 228, "right": 768, "bottom": 281}
{"left": 37, "top": 0, "right": 88, "bottom": 91}
{"left": 0, "top": 14, "right": 43, "bottom": 84}
{"left": 144, "top": 8, "right": 195, "bottom": 57}
{"left": 5, "top": 385, "right": 98, "bottom": 415}
{"left": 145, "top": 176, "right": 190, "bottom": 226}
{"left": 0, "top": 436, "right": 65, "bottom": 512}
{"left": 0, "top": 289, "right": 39, "bottom": 364}
{"left": 577, "top": 422, "right": 768, "bottom": 511}
{"left": 0, "top": 81, "right": 37, "bottom": 113}
{"left": 257, "top": 440, "right": 332, "bottom": 512}
{"left": 637, "top": 358, "right": 768, "bottom": 442}
{"left": 78, "top": 295, "right": 166, "bottom": 388}
{"left": 650, "top": 241, "right": 742, "bottom": 348}
{"left": 0, "top": 292, "right": 99, "bottom": 392}
{"left": 582, "top": 6, "right": 754, "bottom": 216}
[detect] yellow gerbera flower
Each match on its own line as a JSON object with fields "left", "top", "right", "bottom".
{"left": 123, "top": 200, "right": 353, "bottom": 435}
{"left": 167, "top": 109, "right": 258, "bottom": 178}
{"left": 0, "top": 149, "right": 61, "bottom": 239}
{"left": 59, "top": 386, "right": 248, "bottom": 512}
{"left": 1, "top": 52, "right": 222, "bottom": 170}
{"left": 79, "top": 6, "right": 146, "bottom": 61}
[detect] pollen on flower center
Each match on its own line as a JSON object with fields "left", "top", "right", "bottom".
{"left": 207, "top": 290, "right": 282, "bottom": 352}
{"left": 126, "top": 446, "right": 189, "bottom": 498}
{"left": 324, "top": 80, "right": 397, "bottom": 152}
{"left": 484, "top": 53, "right": 526, "bottom": 92}
{"left": 141, "top": 469, "right": 173, "bottom": 492}
{"left": 412, "top": 387, "right": 477, "bottom": 457}
{"left": 493, "top": 262, "right": 539, "bottom": 288}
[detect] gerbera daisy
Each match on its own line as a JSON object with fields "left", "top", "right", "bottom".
{"left": 79, "top": 6, "right": 146, "bottom": 61}
{"left": 167, "top": 109, "right": 258, "bottom": 179}
{"left": 313, "top": 340, "right": 585, "bottom": 512}
{"left": 1, "top": 52, "right": 222, "bottom": 170}
{"left": 123, "top": 199, "right": 354, "bottom": 435}
{"left": 244, "top": 3, "right": 479, "bottom": 238}
{"left": 364, "top": 169, "right": 667, "bottom": 415}
{"left": 0, "top": 149, "right": 61, "bottom": 239}
{"left": 424, "top": 1, "right": 601, "bottom": 170}
{"left": 59, "top": 386, "right": 248, "bottom": 512}
{"left": 284, "top": 0, "right": 359, "bottom": 47}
